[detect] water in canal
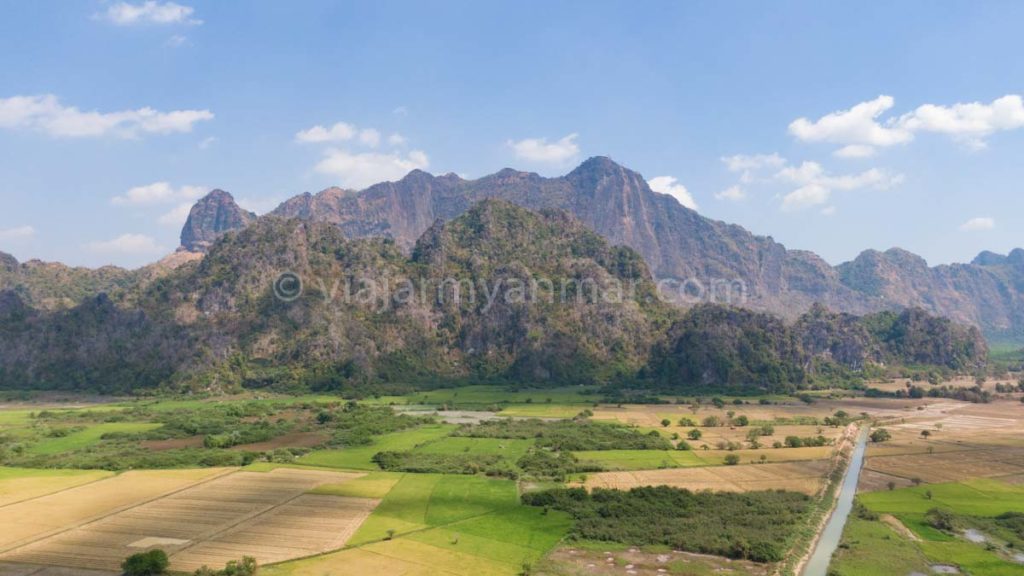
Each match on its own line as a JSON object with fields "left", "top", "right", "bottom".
{"left": 802, "top": 427, "right": 870, "bottom": 576}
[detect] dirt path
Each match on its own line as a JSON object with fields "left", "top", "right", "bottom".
{"left": 880, "top": 514, "right": 920, "bottom": 541}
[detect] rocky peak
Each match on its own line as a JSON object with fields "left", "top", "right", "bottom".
{"left": 179, "top": 189, "right": 257, "bottom": 253}
{"left": 0, "top": 251, "right": 18, "bottom": 274}
{"left": 972, "top": 250, "right": 1008, "bottom": 266}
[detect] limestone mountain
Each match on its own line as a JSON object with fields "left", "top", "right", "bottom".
{"left": 254, "top": 157, "right": 1021, "bottom": 341}
{"left": 1, "top": 201, "right": 671, "bottom": 391}
{"left": 179, "top": 189, "right": 257, "bottom": 252}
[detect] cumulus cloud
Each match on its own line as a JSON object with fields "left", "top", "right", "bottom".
{"left": 776, "top": 161, "right": 903, "bottom": 211}
{"left": 833, "top": 144, "right": 876, "bottom": 158}
{"left": 111, "top": 182, "right": 206, "bottom": 205}
{"left": 648, "top": 176, "right": 698, "bottom": 211}
{"left": 789, "top": 95, "right": 912, "bottom": 153}
{"left": 959, "top": 217, "right": 995, "bottom": 232}
{"left": 358, "top": 128, "right": 381, "bottom": 148}
{"left": 0, "top": 94, "right": 212, "bottom": 139}
{"left": 714, "top": 185, "right": 747, "bottom": 202}
{"left": 720, "top": 153, "right": 786, "bottom": 184}
{"left": 157, "top": 203, "right": 195, "bottom": 226}
{"left": 295, "top": 122, "right": 357, "bottom": 143}
{"left": 101, "top": 1, "right": 201, "bottom": 26}
{"left": 314, "top": 149, "right": 429, "bottom": 189}
{"left": 86, "top": 233, "right": 163, "bottom": 255}
{"left": 388, "top": 133, "right": 407, "bottom": 146}
{"left": 0, "top": 225, "right": 35, "bottom": 241}
{"left": 898, "top": 95, "right": 1024, "bottom": 149}
{"left": 508, "top": 133, "right": 579, "bottom": 164}
{"left": 792, "top": 94, "right": 1024, "bottom": 154}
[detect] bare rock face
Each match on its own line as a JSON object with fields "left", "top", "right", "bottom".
{"left": 175, "top": 158, "right": 1024, "bottom": 341}
{"left": 179, "top": 189, "right": 257, "bottom": 252}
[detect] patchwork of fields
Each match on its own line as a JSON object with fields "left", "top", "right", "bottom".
{"left": 0, "top": 468, "right": 375, "bottom": 572}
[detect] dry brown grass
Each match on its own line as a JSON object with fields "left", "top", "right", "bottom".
{"left": 0, "top": 470, "right": 112, "bottom": 508}
{"left": 584, "top": 460, "right": 830, "bottom": 495}
{"left": 0, "top": 468, "right": 230, "bottom": 552}
{"left": 0, "top": 468, "right": 376, "bottom": 572}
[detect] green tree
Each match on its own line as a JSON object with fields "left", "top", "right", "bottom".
{"left": 122, "top": 550, "right": 169, "bottom": 576}
{"left": 688, "top": 429, "right": 703, "bottom": 440}
{"left": 723, "top": 454, "right": 740, "bottom": 465}
{"left": 870, "top": 429, "right": 891, "bottom": 443}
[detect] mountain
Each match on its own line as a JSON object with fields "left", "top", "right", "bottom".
{"left": 179, "top": 189, "right": 257, "bottom": 252}
{"left": 260, "top": 157, "right": 1023, "bottom": 341}
{"left": 0, "top": 251, "right": 138, "bottom": 310}
{"left": 0, "top": 201, "right": 671, "bottom": 392}
{"left": 837, "top": 248, "right": 1024, "bottom": 339}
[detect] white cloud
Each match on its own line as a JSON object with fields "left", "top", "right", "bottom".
{"left": 833, "top": 144, "right": 876, "bottom": 158}
{"left": 392, "top": 106, "right": 408, "bottom": 116}
{"left": 959, "top": 217, "right": 995, "bottom": 232}
{"left": 157, "top": 202, "right": 194, "bottom": 226}
{"left": 314, "top": 149, "right": 429, "bottom": 189}
{"left": 714, "top": 185, "right": 747, "bottom": 202}
{"left": 898, "top": 95, "right": 1024, "bottom": 149}
{"left": 0, "top": 94, "right": 212, "bottom": 139}
{"left": 782, "top": 184, "right": 831, "bottom": 211}
{"left": 507, "top": 133, "right": 579, "bottom": 164}
{"left": 198, "top": 136, "right": 217, "bottom": 149}
{"left": 86, "top": 233, "right": 163, "bottom": 255}
{"left": 388, "top": 133, "right": 407, "bottom": 146}
{"left": 295, "top": 122, "right": 356, "bottom": 143}
{"left": 821, "top": 206, "right": 837, "bottom": 216}
{"left": 102, "top": 2, "right": 201, "bottom": 26}
{"left": 0, "top": 225, "right": 35, "bottom": 241}
{"left": 359, "top": 128, "right": 381, "bottom": 148}
{"left": 789, "top": 95, "right": 913, "bottom": 148}
{"left": 112, "top": 182, "right": 205, "bottom": 205}
{"left": 776, "top": 161, "right": 903, "bottom": 211}
{"left": 721, "top": 153, "right": 786, "bottom": 173}
{"left": 648, "top": 176, "right": 698, "bottom": 211}
{"left": 793, "top": 94, "right": 1024, "bottom": 153}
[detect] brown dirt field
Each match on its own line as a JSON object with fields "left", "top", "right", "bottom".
{"left": 229, "top": 431, "right": 329, "bottom": 452}
{"left": 140, "top": 436, "right": 204, "bottom": 451}
{"left": 541, "top": 546, "right": 771, "bottom": 576}
{"left": 0, "top": 468, "right": 230, "bottom": 553}
{"left": 0, "top": 468, "right": 374, "bottom": 572}
{"left": 863, "top": 446, "right": 1024, "bottom": 484}
{"left": 584, "top": 460, "right": 830, "bottom": 495}
{"left": 881, "top": 514, "right": 920, "bottom": 541}
{"left": 857, "top": 469, "right": 915, "bottom": 492}
{"left": 0, "top": 471, "right": 113, "bottom": 507}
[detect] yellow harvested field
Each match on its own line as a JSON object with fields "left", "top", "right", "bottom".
{"left": 585, "top": 460, "right": 830, "bottom": 495}
{"left": 265, "top": 538, "right": 516, "bottom": 576}
{"left": 0, "top": 468, "right": 229, "bottom": 552}
{"left": 0, "top": 470, "right": 113, "bottom": 507}
{"left": 863, "top": 447, "right": 1024, "bottom": 485}
{"left": 0, "top": 468, "right": 377, "bottom": 572}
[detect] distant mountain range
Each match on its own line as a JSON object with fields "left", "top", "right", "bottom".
{"left": 0, "top": 200, "right": 985, "bottom": 393}
{"left": 175, "top": 156, "right": 1024, "bottom": 342}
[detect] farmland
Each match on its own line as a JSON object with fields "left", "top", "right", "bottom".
{"left": 1, "top": 386, "right": 1021, "bottom": 576}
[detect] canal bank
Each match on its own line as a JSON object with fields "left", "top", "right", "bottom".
{"left": 799, "top": 426, "right": 871, "bottom": 576}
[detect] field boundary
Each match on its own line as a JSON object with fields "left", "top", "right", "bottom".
{"left": 0, "top": 468, "right": 236, "bottom": 555}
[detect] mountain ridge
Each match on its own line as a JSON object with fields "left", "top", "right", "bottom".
{"left": 176, "top": 157, "right": 1021, "bottom": 341}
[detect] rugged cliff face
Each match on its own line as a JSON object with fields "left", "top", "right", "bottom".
{"left": 257, "top": 157, "right": 1022, "bottom": 341}
{"left": 179, "top": 189, "right": 257, "bottom": 252}
{"left": 837, "top": 248, "right": 1024, "bottom": 340}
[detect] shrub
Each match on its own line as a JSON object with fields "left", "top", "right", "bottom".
{"left": 122, "top": 550, "right": 169, "bottom": 576}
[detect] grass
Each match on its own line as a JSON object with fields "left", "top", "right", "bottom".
{"left": 828, "top": 516, "right": 931, "bottom": 576}
{"left": 573, "top": 449, "right": 708, "bottom": 470}
{"left": 0, "top": 466, "right": 115, "bottom": 506}
{"left": 836, "top": 479, "right": 1024, "bottom": 575}
{"left": 412, "top": 437, "right": 534, "bottom": 461}
{"left": 309, "top": 471, "right": 403, "bottom": 499}
{"left": 298, "top": 423, "right": 455, "bottom": 470}
{"left": 267, "top": 472, "right": 572, "bottom": 576}
{"left": 26, "top": 422, "right": 162, "bottom": 455}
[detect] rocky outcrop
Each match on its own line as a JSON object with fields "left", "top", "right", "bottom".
{"left": 179, "top": 189, "right": 257, "bottom": 252}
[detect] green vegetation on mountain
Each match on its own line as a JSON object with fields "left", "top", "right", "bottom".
{"left": 0, "top": 200, "right": 987, "bottom": 395}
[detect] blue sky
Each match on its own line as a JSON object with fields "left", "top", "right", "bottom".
{"left": 1, "top": 1, "right": 1022, "bottom": 268}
